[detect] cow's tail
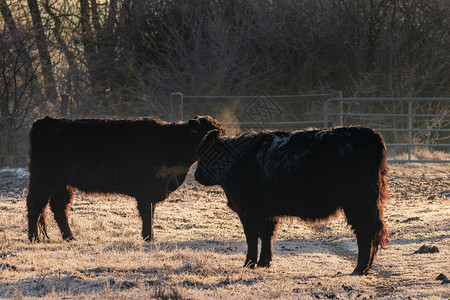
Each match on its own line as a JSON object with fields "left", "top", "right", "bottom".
{"left": 38, "top": 211, "right": 49, "bottom": 240}
{"left": 373, "top": 131, "right": 389, "bottom": 250}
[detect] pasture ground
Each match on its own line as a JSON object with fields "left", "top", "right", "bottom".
{"left": 0, "top": 163, "right": 449, "bottom": 299}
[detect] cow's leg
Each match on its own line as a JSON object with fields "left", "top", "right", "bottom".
{"left": 137, "top": 198, "right": 152, "bottom": 241}
{"left": 352, "top": 230, "right": 373, "bottom": 275}
{"left": 258, "top": 218, "right": 278, "bottom": 267}
{"left": 27, "top": 187, "right": 51, "bottom": 243}
{"left": 137, "top": 182, "right": 168, "bottom": 241}
{"left": 49, "top": 186, "right": 75, "bottom": 241}
{"left": 137, "top": 195, "right": 160, "bottom": 242}
{"left": 239, "top": 214, "right": 258, "bottom": 268}
{"left": 344, "top": 206, "right": 373, "bottom": 275}
{"left": 344, "top": 195, "right": 388, "bottom": 275}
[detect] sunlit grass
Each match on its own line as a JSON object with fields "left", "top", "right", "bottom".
{"left": 0, "top": 164, "right": 449, "bottom": 298}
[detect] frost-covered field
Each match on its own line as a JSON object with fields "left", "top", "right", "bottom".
{"left": 0, "top": 163, "right": 449, "bottom": 299}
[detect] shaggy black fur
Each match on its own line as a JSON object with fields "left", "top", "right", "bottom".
{"left": 195, "top": 126, "right": 389, "bottom": 275}
{"left": 27, "top": 115, "right": 224, "bottom": 242}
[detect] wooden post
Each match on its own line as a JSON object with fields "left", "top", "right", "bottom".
{"left": 60, "top": 94, "right": 69, "bottom": 117}
{"left": 170, "top": 92, "right": 183, "bottom": 121}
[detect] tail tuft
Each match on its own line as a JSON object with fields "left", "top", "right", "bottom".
{"left": 375, "top": 144, "right": 389, "bottom": 249}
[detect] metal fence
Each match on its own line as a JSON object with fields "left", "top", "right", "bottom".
{"left": 171, "top": 93, "right": 449, "bottom": 163}
{"left": 1, "top": 93, "right": 448, "bottom": 167}
{"left": 324, "top": 98, "right": 450, "bottom": 163}
{"left": 170, "top": 91, "right": 342, "bottom": 131}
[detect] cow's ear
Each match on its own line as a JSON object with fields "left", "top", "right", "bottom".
{"left": 188, "top": 118, "right": 201, "bottom": 133}
{"left": 197, "top": 129, "right": 223, "bottom": 157}
{"left": 205, "top": 129, "right": 222, "bottom": 141}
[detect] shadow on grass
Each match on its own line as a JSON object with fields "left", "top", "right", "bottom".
{"left": 140, "top": 237, "right": 344, "bottom": 256}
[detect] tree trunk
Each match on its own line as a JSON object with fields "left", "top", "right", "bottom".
{"left": 0, "top": 0, "right": 18, "bottom": 35}
{"left": 27, "top": 0, "right": 58, "bottom": 104}
{"left": 80, "top": 0, "right": 98, "bottom": 82}
{"left": 43, "top": 0, "right": 81, "bottom": 106}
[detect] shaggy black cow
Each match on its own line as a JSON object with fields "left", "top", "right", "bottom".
{"left": 27, "top": 115, "right": 224, "bottom": 242}
{"left": 195, "top": 126, "right": 388, "bottom": 275}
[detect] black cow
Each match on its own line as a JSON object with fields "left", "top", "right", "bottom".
{"left": 195, "top": 126, "right": 388, "bottom": 275}
{"left": 27, "top": 115, "right": 224, "bottom": 242}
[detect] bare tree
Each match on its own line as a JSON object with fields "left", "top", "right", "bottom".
{"left": 42, "top": 0, "right": 81, "bottom": 106}
{"left": 27, "top": 0, "right": 58, "bottom": 103}
{"left": 0, "top": 28, "right": 42, "bottom": 166}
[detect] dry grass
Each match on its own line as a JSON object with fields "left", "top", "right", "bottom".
{"left": 0, "top": 163, "right": 449, "bottom": 299}
{"left": 391, "top": 147, "right": 450, "bottom": 161}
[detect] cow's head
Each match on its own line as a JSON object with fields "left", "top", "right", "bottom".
{"left": 195, "top": 129, "right": 225, "bottom": 186}
{"left": 187, "top": 115, "right": 225, "bottom": 138}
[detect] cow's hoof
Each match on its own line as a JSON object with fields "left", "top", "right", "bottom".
{"left": 351, "top": 269, "right": 368, "bottom": 276}
{"left": 143, "top": 235, "right": 154, "bottom": 242}
{"left": 28, "top": 233, "right": 40, "bottom": 243}
{"left": 243, "top": 261, "right": 256, "bottom": 269}
{"left": 29, "top": 238, "right": 39, "bottom": 243}
{"left": 63, "top": 236, "right": 75, "bottom": 242}
{"left": 257, "top": 260, "right": 271, "bottom": 268}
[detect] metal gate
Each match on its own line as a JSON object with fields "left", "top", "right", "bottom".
{"left": 324, "top": 98, "right": 450, "bottom": 163}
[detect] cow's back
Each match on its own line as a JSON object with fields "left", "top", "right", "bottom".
{"left": 223, "top": 127, "right": 387, "bottom": 219}
{"left": 29, "top": 117, "right": 182, "bottom": 195}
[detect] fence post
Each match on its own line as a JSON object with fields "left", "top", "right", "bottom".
{"left": 408, "top": 100, "right": 412, "bottom": 161}
{"left": 170, "top": 92, "right": 183, "bottom": 121}
{"left": 331, "top": 91, "right": 343, "bottom": 126}
{"left": 60, "top": 94, "right": 69, "bottom": 117}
